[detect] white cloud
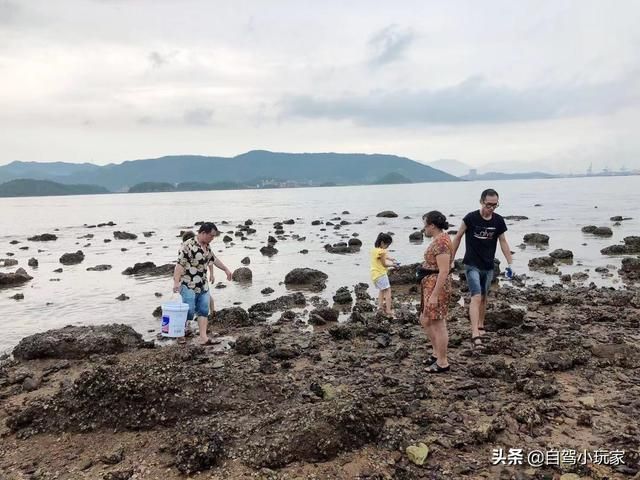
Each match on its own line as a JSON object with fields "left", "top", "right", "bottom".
{"left": 0, "top": 0, "right": 639, "bottom": 171}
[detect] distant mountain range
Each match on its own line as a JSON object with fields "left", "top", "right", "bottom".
{"left": 0, "top": 150, "right": 458, "bottom": 193}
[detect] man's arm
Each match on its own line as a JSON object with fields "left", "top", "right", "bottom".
{"left": 173, "top": 264, "right": 185, "bottom": 293}
{"left": 451, "top": 222, "right": 467, "bottom": 260}
{"left": 213, "top": 256, "right": 233, "bottom": 281}
{"left": 498, "top": 234, "right": 513, "bottom": 264}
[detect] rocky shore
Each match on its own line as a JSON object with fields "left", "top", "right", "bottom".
{"left": 1, "top": 265, "right": 639, "bottom": 479}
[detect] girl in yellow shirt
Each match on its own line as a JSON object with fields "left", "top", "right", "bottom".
{"left": 370, "top": 232, "right": 398, "bottom": 316}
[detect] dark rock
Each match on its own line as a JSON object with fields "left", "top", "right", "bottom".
{"left": 232, "top": 267, "right": 253, "bottom": 282}
{"left": 12, "top": 324, "right": 145, "bottom": 360}
{"left": 53, "top": 268, "right": 63, "bottom": 273}
{"left": 409, "top": 231, "right": 423, "bottom": 242}
{"left": 283, "top": 219, "right": 295, "bottom": 225}
{"left": 216, "top": 307, "right": 252, "bottom": 328}
{"left": 528, "top": 256, "right": 555, "bottom": 270}
{"left": 549, "top": 249, "right": 573, "bottom": 260}
{"left": 100, "top": 447, "right": 125, "bottom": 465}
{"left": 261, "top": 287, "right": 274, "bottom": 295}
{"left": 582, "top": 225, "right": 598, "bottom": 233}
{"left": 309, "top": 307, "right": 339, "bottom": 323}
{"left": 267, "top": 235, "right": 277, "bottom": 244}
{"left": 333, "top": 286, "right": 353, "bottom": 304}
{"left": 87, "top": 264, "right": 112, "bottom": 271}
{"left": 113, "top": 231, "right": 137, "bottom": 240}
{"left": 116, "top": 294, "right": 130, "bottom": 301}
{"left": 329, "top": 324, "right": 355, "bottom": 340}
{"left": 222, "top": 235, "right": 233, "bottom": 243}
{"left": 485, "top": 306, "right": 525, "bottom": 330}
{"left": 593, "top": 226, "right": 613, "bottom": 237}
{"left": 268, "top": 346, "right": 300, "bottom": 360}
{"left": 102, "top": 469, "right": 133, "bottom": 480}
{"left": 22, "top": 376, "right": 42, "bottom": 392}
{"left": 59, "top": 250, "right": 85, "bottom": 265}
{"left": 348, "top": 238, "right": 362, "bottom": 247}
{"left": 248, "top": 293, "right": 305, "bottom": 315}
{"left": 143, "top": 231, "right": 153, "bottom": 238}
{"left": 376, "top": 211, "right": 398, "bottom": 218}
{"left": 122, "top": 262, "right": 174, "bottom": 276}
{"left": 523, "top": 233, "right": 549, "bottom": 244}
{"left": 311, "top": 220, "right": 322, "bottom": 226}
{"left": 375, "top": 334, "right": 391, "bottom": 348}
{"left": 247, "top": 399, "right": 383, "bottom": 468}
{"left": 152, "top": 306, "right": 162, "bottom": 317}
{"left": 620, "top": 257, "right": 640, "bottom": 281}
{"left": 284, "top": 268, "right": 328, "bottom": 289}
{"left": 0, "top": 267, "right": 33, "bottom": 287}
{"left": 0, "top": 258, "right": 18, "bottom": 267}
{"left": 27, "top": 258, "right": 38, "bottom": 267}
{"left": 11, "top": 293, "right": 25, "bottom": 300}
{"left": 504, "top": 215, "right": 529, "bottom": 221}
{"left": 260, "top": 245, "right": 278, "bottom": 256}
{"left": 233, "top": 335, "right": 263, "bottom": 355}
{"left": 241, "top": 256, "right": 250, "bottom": 265}
{"left": 388, "top": 262, "right": 421, "bottom": 285}
{"left": 27, "top": 233, "right": 57, "bottom": 242}
{"left": 174, "top": 430, "right": 223, "bottom": 474}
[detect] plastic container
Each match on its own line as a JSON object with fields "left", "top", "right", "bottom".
{"left": 161, "top": 300, "right": 189, "bottom": 337}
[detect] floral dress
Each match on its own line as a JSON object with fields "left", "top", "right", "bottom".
{"left": 420, "top": 233, "right": 453, "bottom": 321}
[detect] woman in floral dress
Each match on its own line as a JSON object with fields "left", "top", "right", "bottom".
{"left": 420, "top": 211, "right": 453, "bottom": 373}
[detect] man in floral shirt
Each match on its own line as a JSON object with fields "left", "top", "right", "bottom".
{"left": 172, "top": 222, "right": 232, "bottom": 344}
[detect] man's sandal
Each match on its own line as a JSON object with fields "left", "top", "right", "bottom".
{"left": 424, "top": 355, "right": 438, "bottom": 365}
{"left": 472, "top": 336, "right": 483, "bottom": 348}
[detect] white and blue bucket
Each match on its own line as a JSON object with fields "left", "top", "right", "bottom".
{"left": 161, "top": 300, "right": 189, "bottom": 337}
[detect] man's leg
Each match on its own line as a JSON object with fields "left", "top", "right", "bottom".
{"left": 478, "top": 269, "right": 493, "bottom": 331}
{"left": 465, "top": 266, "right": 483, "bottom": 340}
{"left": 479, "top": 295, "right": 487, "bottom": 331}
{"left": 377, "top": 290, "right": 384, "bottom": 311}
{"left": 195, "top": 291, "right": 211, "bottom": 344}
{"left": 469, "top": 294, "right": 482, "bottom": 339}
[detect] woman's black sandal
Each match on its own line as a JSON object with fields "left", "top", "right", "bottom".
{"left": 426, "top": 363, "right": 450, "bottom": 374}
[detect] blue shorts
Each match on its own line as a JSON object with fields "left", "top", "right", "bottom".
{"left": 373, "top": 274, "right": 390, "bottom": 290}
{"left": 180, "top": 285, "right": 210, "bottom": 320}
{"left": 465, "top": 265, "right": 493, "bottom": 296}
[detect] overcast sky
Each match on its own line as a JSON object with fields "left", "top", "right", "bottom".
{"left": 1, "top": 0, "right": 639, "bottom": 172}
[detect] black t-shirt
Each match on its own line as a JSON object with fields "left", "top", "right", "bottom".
{"left": 462, "top": 210, "right": 507, "bottom": 270}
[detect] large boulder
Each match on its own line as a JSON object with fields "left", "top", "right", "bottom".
{"left": 248, "top": 293, "right": 306, "bottom": 316}
{"left": 549, "top": 249, "right": 573, "bottom": 260}
{"left": 232, "top": 267, "right": 253, "bottom": 282}
{"left": 27, "top": 233, "right": 58, "bottom": 242}
{"left": 0, "top": 267, "right": 33, "bottom": 287}
{"left": 528, "top": 256, "right": 556, "bottom": 271}
{"left": 12, "top": 324, "right": 146, "bottom": 360}
{"left": 215, "top": 307, "right": 253, "bottom": 328}
{"left": 485, "top": 306, "right": 525, "bottom": 331}
{"left": 0, "top": 258, "right": 18, "bottom": 267}
{"left": 620, "top": 257, "right": 640, "bottom": 281}
{"left": 523, "top": 233, "right": 549, "bottom": 245}
{"left": 59, "top": 250, "right": 85, "bottom": 265}
{"left": 122, "top": 262, "right": 174, "bottom": 276}
{"left": 601, "top": 236, "right": 640, "bottom": 255}
{"left": 260, "top": 245, "right": 278, "bottom": 257}
{"left": 592, "top": 227, "right": 613, "bottom": 237}
{"left": 284, "top": 268, "right": 328, "bottom": 288}
{"left": 332, "top": 287, "right": 353, "bottom": 304}
{"left": 376, "top": 211, "right": 398, "bottom": 218}
{"left": 388, "top": 263, "right": 420, "bottom": 285}
{"left": 246, "top": 399, "right": 383, "bottom": 468}
{"left": 309, "top": 307, "right": 339, "bottom": 323}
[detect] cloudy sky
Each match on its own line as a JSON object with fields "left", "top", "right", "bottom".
{"left": 1, "top": 0, "right": 639, "bottom": 172}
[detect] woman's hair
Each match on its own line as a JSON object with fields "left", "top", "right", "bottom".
{"left": 375, "top": 232, "right": 393, "bottom": 248}
{"left": 422, "top": 211, "right": 450, "bottom": 230}
{"left": 182, "top": 230, "right": 196, "bottom": 242}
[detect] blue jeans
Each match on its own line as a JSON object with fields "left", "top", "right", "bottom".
{"left": 465, "top": 265, "right": 493, "bottom": 296}
{"left": 180, "top": 285, "right": 210, "bottom": 320}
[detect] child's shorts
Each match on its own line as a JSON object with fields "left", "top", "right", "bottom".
{"left": 373, "top": 274, "right": 390, "bottom": 290}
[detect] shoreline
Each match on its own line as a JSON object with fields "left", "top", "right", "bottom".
{"left": 1, "top": 271, "right": 639, "bottom": 479}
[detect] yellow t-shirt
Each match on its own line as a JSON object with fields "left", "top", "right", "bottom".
{"left": 370, "top": 247, "right": 388, "bottom": 281}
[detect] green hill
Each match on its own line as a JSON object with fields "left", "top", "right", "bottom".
{"left": 0, "top": 179, "right": 109, "bottom": 198}
{"left": 371, "top": 172, "right": 412, "bottom": 184}
{"left": 0, "top": 150, "right": 459, "bottom": 191}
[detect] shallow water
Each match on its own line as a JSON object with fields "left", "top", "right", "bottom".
{"left": 1, "top": 176, "right": 639, "bottom": 352}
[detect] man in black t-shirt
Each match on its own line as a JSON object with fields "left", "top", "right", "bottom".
{"left": 451, "top": 189, "right": 514, "bottom": 347}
